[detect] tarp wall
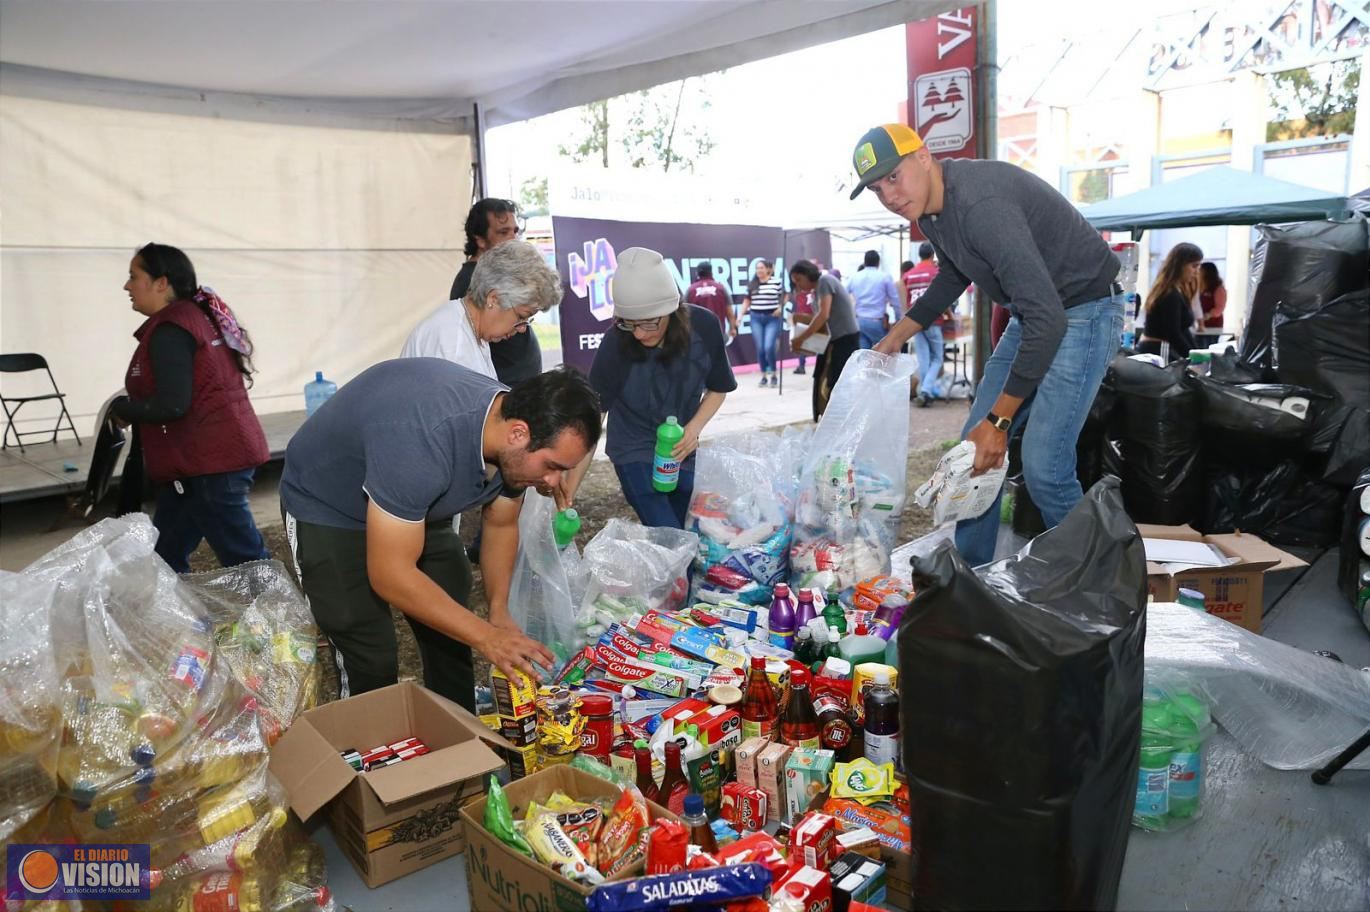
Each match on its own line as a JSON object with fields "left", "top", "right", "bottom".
{"left": 0, "top": 93, "right": 471, "bottom": 429}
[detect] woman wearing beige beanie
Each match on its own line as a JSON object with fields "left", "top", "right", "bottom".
{"left": 562, "top": 247, "right": 737, "bottom": 528}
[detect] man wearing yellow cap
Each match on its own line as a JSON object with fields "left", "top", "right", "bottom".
{"left": 853, "top": 123, "right": 1123, "bottom": 566}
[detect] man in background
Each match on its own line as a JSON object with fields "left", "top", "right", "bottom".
{"left": 846, "top": 250, "right": 901, "bottom": 349}
{"left": 685, "top": 261, "right": 738, "bottom": 340}
{"left": 901, "top": 242, "right": 945, "bottom": 406}
{"left": 450, "top": 199, "right": 544, "bottom": 386}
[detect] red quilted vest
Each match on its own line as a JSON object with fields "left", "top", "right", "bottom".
{"left": 124, "top": 299, "right": 269, "bottom": 483}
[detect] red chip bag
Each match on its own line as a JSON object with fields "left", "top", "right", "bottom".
{"left": 598, "top": 786, "right": 651, "bottom": 877}
{"left": 646, "top": 819, "right": 689, "bottom": 875}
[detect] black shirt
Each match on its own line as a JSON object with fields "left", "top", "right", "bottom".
{"left": 450, "top": 259, "right": 544, "bottom": 385}
{"left": 1142, "top": 290, "right": 1196, "bottom": 358}
{"left": 111, "top": 324, "right": 195, "bottom": 423}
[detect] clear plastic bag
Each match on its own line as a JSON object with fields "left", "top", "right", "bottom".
{"left": 577, "top": 518, "right": 696, "bottom": 635}
{"left": 1132, "top": 670, "right": 1217, "bottom": 833}
{"left": 0, "top": 571, "right": 61, "bottom": 843}
{"left": 1146, "top": 600, "right": 1370, "bottom": 770}
{"left": 688, "top": 431, "right": 795, "bottom": 605}
{"left": 507, "top": 490, "right": 585, "bottom": 673}
{"left": 791, "top": 350, "right": 916, "bottom": 593}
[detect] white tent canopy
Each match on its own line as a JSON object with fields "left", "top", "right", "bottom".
{"left": 0, "top": 0, "right": 948, "bottom": 430}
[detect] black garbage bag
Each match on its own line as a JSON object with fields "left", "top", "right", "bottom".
{"left": 1272, "top": 289, "right": 1370, "bottom": 405}
{"left": 1195, "top": 377, "right": 1318, "bottom": 469}
{"left": 1339, "top": 468, "right": 1370, "bottom": 627}
{"left": 1112, "top": 357, "right": 1202, "bottom": 525}
{"left": 1323, "top": 408, "right": 1370, "bottom": 488}
{"left": 900, "top": 478, "right": 1146, "bottom": 911}
{"left": 1010, "top": 477, "right": 1047, "bottom": 539}
{"left": 1208, "top": 350, "right": 1268, "bottom": 384}
{"left": 1240, "top": 221, "right": 1370, "bottom": 370}
{"left": 1203, "top": 461, "right": 1345, "bottom": 548}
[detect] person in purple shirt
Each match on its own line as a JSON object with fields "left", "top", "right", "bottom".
{"left": 685, "top": 262, "right": 738, "bottom": 340}
{"left": 846, "top": 250, "right": 901, "bottom": 349}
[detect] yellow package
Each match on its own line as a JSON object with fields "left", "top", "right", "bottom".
{"left": 526, "top": 809, "right": 604, "bottom": 885}
{"left": 831, "top": 758, "right": 896, "bottom": 804}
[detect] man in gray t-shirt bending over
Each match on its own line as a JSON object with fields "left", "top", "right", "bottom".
{"left": 853, "top": 123, "right": 1123, "bottom": 566}
{"left": 280, "top": 361, "right": 600, "bottom": 710}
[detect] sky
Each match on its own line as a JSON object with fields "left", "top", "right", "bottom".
{"left": 484, "top": 1, "right": 1278, "bottom": 219}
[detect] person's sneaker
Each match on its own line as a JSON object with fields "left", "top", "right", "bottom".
{"left": 916, "top": 391, "right": 931, "bottom": 408}
{"left": 768, "top": 372, "right": 777, "bottom": 387}
{"left": 759, "top": 374, "right": 769, "bottom": 388}
{"left": 794, "top": 364, "right": 806, "bottom": 375}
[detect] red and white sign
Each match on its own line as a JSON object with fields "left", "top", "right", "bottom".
{"left": 905, "top": 7, "right": 979, "bottom": 159}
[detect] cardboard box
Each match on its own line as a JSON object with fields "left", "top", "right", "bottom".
{"left": 461, "top": 763, "right": 678, "bottom": 911}
{"left": 734, "top": 736, "right": 769, "bottom": 790}
{"left": 784, "top": 748, "right": 835, "bottom": 825}
{"left": 269, "top": 682, "right": 508, "bottom": 887}
{"left": 1138, "top": 524, "right": 1306, "bottom": 633}
{"left": 757, "top": 742, "right": 793, "bottom": 824}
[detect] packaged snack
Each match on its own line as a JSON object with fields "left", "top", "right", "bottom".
{"left": 645, "top": 818, "right": 689, "bottom": 875}
{"left": 538, "top": 687, "right": 587, "bottom": 765}
{"left": 835, "top": 826, "right": 883, "bottom": 860}
{"left": 830, "top": 758, "right": 895, "bottom": 804}
{"left": 820, "top": 798, "right": 911, "bottom": 854}
{"left": 483, "top": 775, "right": 533, "bottom": 858}
{"left": 830, "top": 852, "right": 888, "bottom": 909}
{"left": 721, "top": 781, "right": 768, "bottom": 833}
{"left": 718, "top": 831, "right": 791, "bottom": 883}
{"left": 493, "top": 667, "right": 538, "bottom": 719}
{"left": 527, "top": 807, "right": 604, "bottom": 884}
{"left": 599, "top": 785, "right": 652, "bottom": 878}
{"left": 586, "top": 862, "right": 771, "bottom": 912}
{"left": 710, "top": 817, "right": 740, "bottom": 847}
{"left": 535, "top": 795, "right": 604, "bottom": 868}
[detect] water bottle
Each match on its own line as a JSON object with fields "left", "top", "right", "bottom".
{"left": 653, "top": 416, "right": 685, "bottom": 492}
{"left": 304, "top": 371, "right": 337, "bottom": 417}
{"left": 552, "top": 509, "right": 581, "bottom": 549}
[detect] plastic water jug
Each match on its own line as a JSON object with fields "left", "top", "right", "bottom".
{"left": 304, "top": 371, "right": 337, "bottom": 417}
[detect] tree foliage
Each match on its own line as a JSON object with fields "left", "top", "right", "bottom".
{"left": 1266, "top": 59, "right": 1360, "bottom": 140}
{"left": 557, "top": 77, "right": 717, "bottom": 172}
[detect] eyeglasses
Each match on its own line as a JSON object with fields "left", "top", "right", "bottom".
{"left": 615, "top": 317, "right": 664, "bottom": 332}
{"left": 512, "top": 312, "right": 538, "bottom": 329}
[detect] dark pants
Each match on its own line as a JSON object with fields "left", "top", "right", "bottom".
{"left": 614, "top": 460, "right": 696, "bottom": 529}
{"left": 152, "top": 468, "right": 269, "bottom": 573}
{"left": 812, "top": 332, "right": 861, "bottom": 421}
{"left": 283, "top": 509, "right": 476, "bottom": 711}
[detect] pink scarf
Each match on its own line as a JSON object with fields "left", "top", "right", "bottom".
{"left": 194, "top": 286, "right": 250, "bottom": 355}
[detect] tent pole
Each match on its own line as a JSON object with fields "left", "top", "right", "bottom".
{"left": 472, "top": 102, "right": 489, "bottom": 201}
{"left": 972, "top": 0, "right": 998, "bottom": 384}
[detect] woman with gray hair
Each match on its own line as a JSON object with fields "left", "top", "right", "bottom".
{"left": 401, "top": 239, "right": 560, "bottom": 378}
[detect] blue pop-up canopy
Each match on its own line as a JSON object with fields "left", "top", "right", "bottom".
{"left": 1079, "top": 166, "right": 1352, "bottom": 234}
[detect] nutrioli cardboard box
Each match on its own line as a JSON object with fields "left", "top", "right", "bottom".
{"left": 269, "top": 682, "right": 508, "bottom": 887}
{"left": 461, "top": 763, "right": 678, "bottom": 911}
{"left": 1137, "top": 524, "right": 1306, "bottom": 633}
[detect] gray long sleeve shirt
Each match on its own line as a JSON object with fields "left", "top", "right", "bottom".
{"left": 907, "top": 159, "right": 1119, "bottom": 399}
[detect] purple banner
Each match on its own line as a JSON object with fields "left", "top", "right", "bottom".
{"left": 553, "top": 216, "right": 831, "bottom": 373}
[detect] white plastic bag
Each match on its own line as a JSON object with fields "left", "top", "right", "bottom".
{"left": 791, "top": 350, "right": 917, "bottom": 593}
{"left": 576, "top": 519, "right": 697, "bottom": 637}
{"left": 913, "top": 441, "right": 1008, "bottom": 525}
{"left": 507, "top": 490, "right": 584, "bottom": 672}
{"left": 688, "top": 431, "right": 795, "bottom": 605}
{"left": 1146, "top": 600, "right": 1370, "bottom": 770}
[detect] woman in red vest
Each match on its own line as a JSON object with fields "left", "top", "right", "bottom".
{"left": 112, "top": 243, "right": 271, "bottom": 572}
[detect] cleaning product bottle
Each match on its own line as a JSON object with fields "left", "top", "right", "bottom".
{"left": 653, "top": 417, "right": 685, "bottom": 492}
{"left": 839, "top": 624, "right": 887, "bottom": 667}
{"left": 303, "top": 371, "right": 337, "bottom": 417}
{"left": 863, "top": 668, "right": 900, "bottom": 766}
{"left": 1167, "top": 692, "right": 1210, "bottom": 819}
{"left": 768, "top": 584, "right": 796, "bottom": 650}
{"left": 1135, "top": 693, "right": 1173, "bottom": 826}
{"left": 682, "top": 793, "right": 718, "bottom": 853}
{"left": 552, "top": 509, "right": 581, "bottom": 549}
{"left": 794, "top": 589, "right": 818, "bottom": 629}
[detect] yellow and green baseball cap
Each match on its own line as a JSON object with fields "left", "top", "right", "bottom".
{"left": 849, "top": 123, "right": 925, "bottom": 199}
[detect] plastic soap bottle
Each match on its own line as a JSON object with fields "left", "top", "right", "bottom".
{"left": 768, "top": 584, "right": 797, "bottom": 650}
{"left": 839, "top": 623, "right": 887, "bottom": 667}
{"left": 552, "top": 509, "right": 581, "bottom": 549}
{"left": 653, "top": 417, "right": 685, "bottom": 492}
{"left": 794, "top": 588, "right": 818, "bottom": 629}
{"left": 304, "top": 371, "right": 337, "bottom": 417}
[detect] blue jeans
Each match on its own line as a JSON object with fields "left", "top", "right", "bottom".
{"left": 954, "top": 294, "right": 1125, "bottom": 566}
{"left": 857, "top": 317, "right": 886, "bottom": 350}
{"left": 750, "top": 311, "right": 781, "bottom": 374}
{"left": 153, "top": 468, "right": 270, "bottom": 573}
{"left": 913, "top": 324, "right": 945, "bottom": 397}
{"left": 615, "top": 460, "right": 696, "bottom": 530}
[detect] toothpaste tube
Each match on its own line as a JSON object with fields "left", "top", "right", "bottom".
{"left": 600, "top": 627, "right": 714, "bottom": 681}
{"left": 634, "top": 610, "right": 690, "bottom": 648}
{"left": 744, "top": 640, "right": 795, "bottom": 662}
{"left": 669, "top": 627, "right": 746, "bottom": 670}
{"left": 586, "top": 862, "right": 771, "bottom": 912}
{"left": 555, "top": 646, "right": 595, "bottom": 686}
{"left": 594, "top": 645, "right": 696, "bottom": 696}
{"left": 692, "top": 602, "right": 761, "bottom": 634}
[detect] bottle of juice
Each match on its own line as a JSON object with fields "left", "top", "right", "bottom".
{"left": 739, "top": 656, "right": 778, "bottom": 741}
{"left": 779, "top": 668, "right": 821, "bottom": 749}
{"left": 633, "top": 738, "right": 660, "bottom": 803}
{"left": 768, "top": 584, "right": 796, "bottom": 650}
{"left": 863, "top": 669, "right": 900, "bottom": 766}
{"left": 653, "top": 417, "right": 685, "bottom": 492}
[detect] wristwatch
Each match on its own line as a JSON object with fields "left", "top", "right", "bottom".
{"left": 985, "top": 411, "right": 1012, "bottom": 432}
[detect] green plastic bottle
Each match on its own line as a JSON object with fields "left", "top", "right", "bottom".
{"left": 1167, "top": 693, "right": 1209, "bottom": 819}
{"left": 652, "top": 416, "right": 685, "bottom": 492}
{"left": 821, "top": 596, "right": 847, "bottom": 636}
{"left": 1136, "top": 697, "right": 1172, "bottom": 825}
{"left": 552, "top": 508, "right": 581, "bottom": 549}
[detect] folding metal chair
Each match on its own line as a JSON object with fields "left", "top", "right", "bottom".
{"left": 0, "top": 353, "right": 82, "bottom": 451}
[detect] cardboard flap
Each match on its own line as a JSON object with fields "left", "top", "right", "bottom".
{"left": 1206, "top": 532, "right": 1307, "bottom": 573}
{"left": 364, "top": 735, "right": 504, "bottom": 805}
{"left": 428, "top": 690, "right": 518, "bottom": 753}
{"left": 267, "top": 719, "right": 357, "bottom": 820}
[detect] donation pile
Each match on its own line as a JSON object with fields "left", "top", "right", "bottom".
{"left": 791, "top": 352, "right": 916, "bottom": 595}
{"left": 472, "top": 547, "right": 917, "bottom": 909}
{"left": 0, "top": 516, "right": 335, "bottom": 911}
